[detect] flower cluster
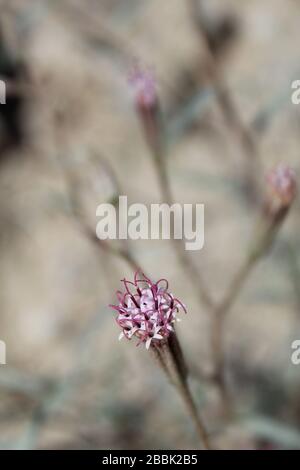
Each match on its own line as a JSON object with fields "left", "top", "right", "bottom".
{"left": 110, "top": 271, "right": 186, "bottom": 349}
{"left": 266, "top": 164, "right": 297, "bottom": 206}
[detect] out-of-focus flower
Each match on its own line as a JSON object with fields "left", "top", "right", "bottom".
{"left": 262, "top": 163, "right": 297, "bottom": 230}
{"left": 128, "top": 62, "right": 163, "bottom": 156}
{"left": 249, "top": 164, "right": 297, "bottom": 261}
{"left": 266, "top": 164, "right": 297, "bottom": 207}
{"left": 110, "top": 271, "right": 186, "bottom": 349}
{"left": 128, "top": 62, "right": 157, "bottom": 110}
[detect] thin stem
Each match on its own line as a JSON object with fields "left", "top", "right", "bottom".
{"left": 210, "top": 217, "right": 282, "bottom": 401}
{"left": 153, "top": 154, "right": 214, "bottom": 311}
{"left": 176, "top": 377, "right": 212, "bottom": 450}
{"left": 155, "top": 339, "right": 212, "bottom": 450}
{"left": 211, "top": 256, "right": 256, "bottom": 410}
{"left": 187, "top": 0, "right": 261, "bottom": 203}
{"left": 52, "top": 112, "right": 141, "bottom": 274}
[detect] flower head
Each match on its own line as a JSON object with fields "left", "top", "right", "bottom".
{"left": 110, "top": 271, "right": 186, "bottom": 349}
{"left": 128, "top": 62, "right": 157, "bottom": 109}
{"left": 266, "top": 164, "right": 297, "bottom": 206}
{"left": 250, "top": 164, "right": 297, "bottom": 259}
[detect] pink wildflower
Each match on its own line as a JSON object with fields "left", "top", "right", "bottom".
{"left": 110, "top": 271, "right": 186, "bottom": 349}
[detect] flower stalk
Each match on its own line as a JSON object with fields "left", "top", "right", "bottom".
{"left": 187, "top": 0, "right": 260, "bottom": 204}
{"left": 110, "top": 270, "right": 212, "bottom": 449}
{"left": 129, "top": 62, "right": 214, "bottom": 311}
{"left": 211, "top": 164, "right": 297, "bottom": 402}
{"left": 152, "top": 336, "right": 212, "bottom": 450}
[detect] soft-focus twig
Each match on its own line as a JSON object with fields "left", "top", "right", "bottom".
{"left": 187, "top": 0, "right": 261, "bottom": 203}
{"left": 52, "top": 111, "right": 140, "bottom": 273}
{"left": 211, "top": 165, "right": 297, "bottom": 404}
{"left": 131, "top": 65, "right": 215, "bottom": 311}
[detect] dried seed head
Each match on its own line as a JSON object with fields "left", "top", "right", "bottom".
{"left": 110, "top": 271, "right": 186, "bottom": 349}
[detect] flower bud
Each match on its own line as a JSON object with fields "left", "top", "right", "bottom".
{"left": 249, "top": 164, "right": 297, "bottom": 261}
{"left": 128, "top": 62, "right": 163, "bottom": 155}
{"left": 264, "top": 164, "right": 297, "bottom": 226}
{"left": 267, "top": 164, "right": 297, "bottom": 206}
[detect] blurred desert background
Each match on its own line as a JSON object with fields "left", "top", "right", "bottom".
{"left": 1, "top": 0, "right": 300, "bottom": 450}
